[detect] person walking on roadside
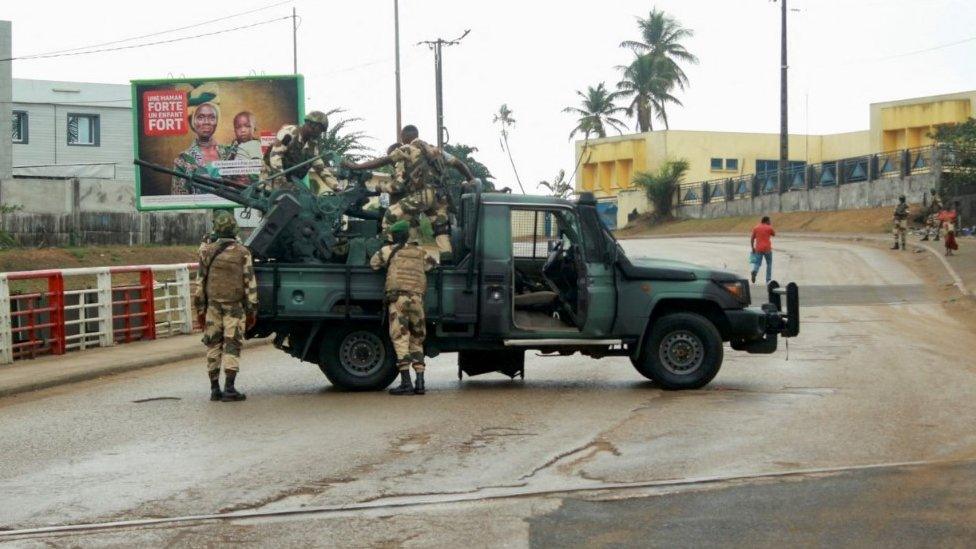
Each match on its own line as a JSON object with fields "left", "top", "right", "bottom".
{"left": 892, "top": 195, "right": 909, "bottom": 251}
{"left": 750, "top": 216, "right": 776, "bottom": 284}
{"left": 940, "top": 204, "right": 959, "bottom": 256}
{"left": 195, "top": 212, "right": 258, "bottom": 402}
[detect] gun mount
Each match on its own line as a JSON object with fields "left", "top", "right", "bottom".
{"left": 134, "top": 157, "right": 385, "bottom": 265}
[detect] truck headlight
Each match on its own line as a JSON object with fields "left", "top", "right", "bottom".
{"left": 719, "top": 280, "right": 751, "bottom": 305}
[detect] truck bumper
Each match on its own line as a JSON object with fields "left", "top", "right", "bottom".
{"left": 728, "top": 281, "right": 800, "bottom": 354}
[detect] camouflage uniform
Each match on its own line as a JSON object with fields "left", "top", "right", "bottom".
{"left": 194, "top": 214, "right": 258, "bottom": 400}
{"left": 172, "top": 140, "right": 232, "bottom": 195}
{"left": 382, "top": 140, "right": 454, "bottom": 255}
{"left": 265, "top": 114, "right": 340, "bottom": 196}
{"left": 892, "top": 199, "right": 909, "bottom": 250}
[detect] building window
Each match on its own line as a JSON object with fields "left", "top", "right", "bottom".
{"left": 710, "top": 158, "right": 723, "bottom": 170}
{"left": 725, "top": 158, "right": 738, "bottom": 171}
{"left": 757, "top": 159, "right": 805, "bottom": 175}
{"left": 67, "top": 113, "right": 100, "bottom": 146}
{"left": 12, "top": 111, "right": 28, "bottom": 144}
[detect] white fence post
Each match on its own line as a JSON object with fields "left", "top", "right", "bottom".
{"left": 175, "top": 265, "right": 194, "bottom": 334}
{"left": 96, "top": 268, "right": 115, "bottom": 347}
{"left": 0, "top": 275, "right": 12, "bottom": 365}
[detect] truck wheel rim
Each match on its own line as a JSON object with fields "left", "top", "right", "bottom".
{"left": 659, "top": 330, "right": 704, "bottom": 375}
{"left": 339, "top": 332, "right": 385, "bottom": 377}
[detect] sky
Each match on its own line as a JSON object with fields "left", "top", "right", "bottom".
{"left": 5, "top": 0, "right": 976, "bottom": 192}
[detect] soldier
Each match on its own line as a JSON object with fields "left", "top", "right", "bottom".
{"left": 892, "top": 195, "right": 909, "bottom": 250}
{"left": 922, "top": 188, "right": 943, "bottom": 241}
{"left": 344, "top": 125, "right": 476, "bottom": 260}
{"left": 265, "top": 110, "right": 340, "bottom": 195}
{"left": 194, "top": 212, "right": 258, "bottom": 402}
{"left": 370, "top": 220, "right": 438, "bottom": 395}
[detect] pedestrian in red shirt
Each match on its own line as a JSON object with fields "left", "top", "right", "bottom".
{"left": 750, "top": 216, "right": 776, "bottom": 284}
{"left": 939, "top": 206, "right": 959, "bottom": 256}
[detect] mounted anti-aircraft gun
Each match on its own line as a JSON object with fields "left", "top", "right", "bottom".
{"left": 134, "top": 152, "right": 384, "bottom": 265}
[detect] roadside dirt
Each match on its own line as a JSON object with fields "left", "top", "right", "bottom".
{"left": 0, "top": 246, "right": 198, "bottom": 273}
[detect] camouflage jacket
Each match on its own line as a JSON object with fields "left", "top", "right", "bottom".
{"left": 387, "top": 139, "right": 455, "bottom": 193}
{"left": 172, "top": 139, "right": 233, "bottom": 195}
{"left": 894, "top": 202, "right": 909, "bottom": 220}
{"left": 266, "top": 125, "right": 339, "bottom": 193}
{"left": 194, "top": 237, "right": 259, "bottom": 315}
{"left": 370, "top": 242, "right": 438, "bottom": 295}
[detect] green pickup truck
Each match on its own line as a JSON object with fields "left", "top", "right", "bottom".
{"left": 250, "top": 191, "right": 799, "bottom": 391}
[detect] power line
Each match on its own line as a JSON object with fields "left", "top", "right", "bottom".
{"left": 11, "top": 0, "right": 294, "bottom": 59}
{"left": 2, "top": 17, "right": 292, "bottom": 62}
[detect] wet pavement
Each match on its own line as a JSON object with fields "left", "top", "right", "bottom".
{"left": 1, "top": 236, "right": 974, "bottom": 546}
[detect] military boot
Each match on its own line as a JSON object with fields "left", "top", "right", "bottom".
{"left": 389, "top": 371, "right": 414, "bottom": 395}
{"left": 210, "top": 378, "right": 222, "bottom": 401}
{"left": 414, "top": 372, "right": 426, "bottom": 395}
{"left": 891, "top": 241, "right": 900, "bottom": 250}
{"left": 221, "top": 371, "right": 246, "bottom": 402}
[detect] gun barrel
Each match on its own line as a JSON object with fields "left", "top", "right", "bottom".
{"left": 134, "top": 159, "right": 266, "bottom": 212}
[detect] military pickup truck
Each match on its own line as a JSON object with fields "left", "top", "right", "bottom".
{"left": 249, "top": 190, "right": 799, "bottom": 391}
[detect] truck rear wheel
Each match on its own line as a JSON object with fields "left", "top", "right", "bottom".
{"left": 634, "top": 312, "right": 723, "bottom": 390}
{"left": 319, "top": 324, "right": 399, "bottom": 391}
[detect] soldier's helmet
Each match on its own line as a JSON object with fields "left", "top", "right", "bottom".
{"left": 213, "top": 211, "right": 238, "bottom": 237}
{"left": 899, "top": 194, "right": 906, "bottom": 201}
{"left": 305, "top": 111, "right": 329, "bottom": 131}
{"left": 387, "top": 220, "right": 410, "bottom": 244}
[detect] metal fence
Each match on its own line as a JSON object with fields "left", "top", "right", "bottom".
{"left": 677, "top": 145, "right": 945, "bottom": 206}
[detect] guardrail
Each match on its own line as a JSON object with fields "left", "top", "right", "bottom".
{"left": 0, "top": 263, "right": 198, "bottom": 365}
{"left": 678, "top": 145, "right": 945, "bottom": 206}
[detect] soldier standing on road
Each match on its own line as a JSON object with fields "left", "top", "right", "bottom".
{"left": 265, "top": 110, "right": 340, "bottom": 195}
{"left": 344, "top": 125, "right": 476, "bottom": 261}
{"left": 892, "top": 195, "right": 909, "bottom": 251}
{"left": 370, "top": 220, "right": 438, "bottom": 395}
{"left": 195, "top": 212, "right": 258, "bottom": 402}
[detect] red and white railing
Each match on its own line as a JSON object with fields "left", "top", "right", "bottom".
{"left": 0, "top": 263, "right": 198, "bottom": 365}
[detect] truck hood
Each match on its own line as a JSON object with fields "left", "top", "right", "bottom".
{"left": 619, "top": 254, "right": 740, "bottom": 282}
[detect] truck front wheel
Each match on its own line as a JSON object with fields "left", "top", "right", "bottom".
{"left": 633, "top": 312, "right": 723, "bottom": 390}
{"left": 319, "top": 324, "right": 399, "bottom": 391}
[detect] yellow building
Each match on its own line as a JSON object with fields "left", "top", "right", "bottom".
{"left": 575, "top": 90, "right": 976, "bottom": 225}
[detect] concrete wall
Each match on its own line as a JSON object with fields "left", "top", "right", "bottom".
{"left": 0, "top": 210, "right": 209, "bottom": 247}
{"left": 616, "top": 188, "right": 652, "bottom": 229}
{"left": 675, "top": 172, "right": 939, "bottom": 220}
{"left": 0, "top": 21, "right": 11, "bottom": 182}
{"left": 1, "top": 178, "right": 136, "bottom": 214}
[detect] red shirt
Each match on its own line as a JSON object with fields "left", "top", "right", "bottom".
{"left": 938, "top": 211, "right": 957, "bottom": 224}
{"left": 752, "top": 224, "right": 775, "bottom": 253}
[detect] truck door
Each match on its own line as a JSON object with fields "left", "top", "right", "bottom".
{"left": 576, "top": 200, "right": 616, "bottom": 337}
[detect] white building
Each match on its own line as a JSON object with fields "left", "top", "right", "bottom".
{"left": 11, "top": 78, "right": 132, "bottom": 180}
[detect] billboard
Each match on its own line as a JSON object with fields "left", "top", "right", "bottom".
{"left": 132, "top": 75, "right": 304, "bottom": 211}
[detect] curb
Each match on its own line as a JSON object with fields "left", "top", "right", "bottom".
{"left": 0, "top": 337, "right": 271, "bottom": 399}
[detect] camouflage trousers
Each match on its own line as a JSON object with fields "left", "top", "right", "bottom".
{"left": 927, "top": 214, "right": 942, "bottom": 240}
{"left": 202, "top": 301, "right": 246, "bottom": 378}
{"left": 893, "top": 219, "right": 907, "bottom": 247}
{"left": 386, "top": 292, "right": 426, "bottom": 373}
{"left": 383, "top": 188, "right": 452, "bottom": 255}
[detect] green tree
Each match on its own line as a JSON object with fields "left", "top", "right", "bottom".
{"left": 616, "top": 55, "right": 683, "bottom": 132}
{"left": 632, "top": 159, "right": 689, "bottom": 219}
{"left": 539, "top": 169, "right": 573, "bottom": 199}
{"left": 317, "top": 109, "right": 372, "bottom": 161}
{"left": 443, "top": 143, "right": 496, "bottom": 189}
{"left": 492, "top": 104, "right": 526, "bottom": 193}
{"left": 618, "top": 7, "right": 697, "bottom": 131}
{"left": 932, "top": 118, "right": 976, "bottom": 200}
{"left": 563, "top": 83, "right": 628, "bottom": 140}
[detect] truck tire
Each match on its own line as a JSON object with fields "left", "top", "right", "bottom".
{"left": 634, "top": 312, "right": 723, "bottom": 390}
{"left": 319, "top": 324, "right": 399, "bottom": 391}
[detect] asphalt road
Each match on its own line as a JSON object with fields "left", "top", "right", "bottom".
{"left": 1, "top": 236, "right": 974, "bottom": 547}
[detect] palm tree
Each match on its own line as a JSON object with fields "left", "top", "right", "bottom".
{"left": 317, "top": 108, "right": 372, "bottom": 161}
{"left": 492, "top": 104, "right": 526, "bottom": 194}
{"left": 620, "top": 8, "right": 698, "bottom": 90}
{"left": 616, "top": 54, "right": 683, "bottom": 132}
{"left": 539, "top": 169, "right": 573, "bottom": 199}
{"left": 442, "top": 143, "right": 495, "bottom": 188}
{"left": 632, "top": 159, "right": 689, "bottom": 219}
{"left": 563, "top": 83, "right": 628, "bottom": 140}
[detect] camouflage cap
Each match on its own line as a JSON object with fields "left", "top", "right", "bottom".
{"left": 305, "top": 111, "right": 329, "bottom": 127}
{"left": 213, "top": 211, "right": 238, "bottom": 237}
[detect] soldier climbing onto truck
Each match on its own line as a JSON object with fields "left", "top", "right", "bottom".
{"left": 342, "top": 124, "right": 476, "bottom": 261}
{"left": 265, "top": 110, "right": 341, "bottom": 195}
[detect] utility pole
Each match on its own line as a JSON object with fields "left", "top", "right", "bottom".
{"left": 778, "top": 0, "right": 788, "bottom": 194}
{"left": 292, "top": 7, "right": 298, "bottom": 74}
{"left": 394, "top": 0, "right": 402, "bottom": 140}
{"left": 419, "top": 30, "right": 470, "bottom": 149}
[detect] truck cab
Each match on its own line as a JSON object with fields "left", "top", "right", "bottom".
{"left": 252, "top": 190, "right": 799, "bottom": 391}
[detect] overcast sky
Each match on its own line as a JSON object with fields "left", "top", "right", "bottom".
{"left": 6, "top": 0, "right": 976, "bottom": 191}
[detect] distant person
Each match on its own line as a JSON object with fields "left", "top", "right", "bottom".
{"left": 172, "top": 102, "right": 231, "bottom": 195}
{"left": 891, "top": 195, "right": 909, "bottom": 251}
{"left": 230, "top": 111, "right": 263, "bottom": 161}
{"left": 750, "top": 216, "right": 775, "bottom": 284}
{"left": 940, "top": 204, "right": 959, "bottom": 256}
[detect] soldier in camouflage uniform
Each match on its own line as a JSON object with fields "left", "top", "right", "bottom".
{"left": 344, "top": 125, "right": 476, "bottom": 260}
{"left": 173, "top": 102, "right": 232, "bottom": 195}
{"left": 265, "top": 110, "right": 340, "bottom": 195}
{"left": 892, "top": 195, "right": 909, "bottom": 251}
{"left": 370, "top": 220, "right": 438, "bottom": 395}
{"left": 195, "top": 212, "right": 259, "bottom": 401}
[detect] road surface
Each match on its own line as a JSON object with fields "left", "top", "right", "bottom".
{"left": 1, "top": 236, "right": 974, "bottom": 546}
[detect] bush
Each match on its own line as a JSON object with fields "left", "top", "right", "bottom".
{"left": 632, "top": 159, "right": 689, "bottom": 220}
